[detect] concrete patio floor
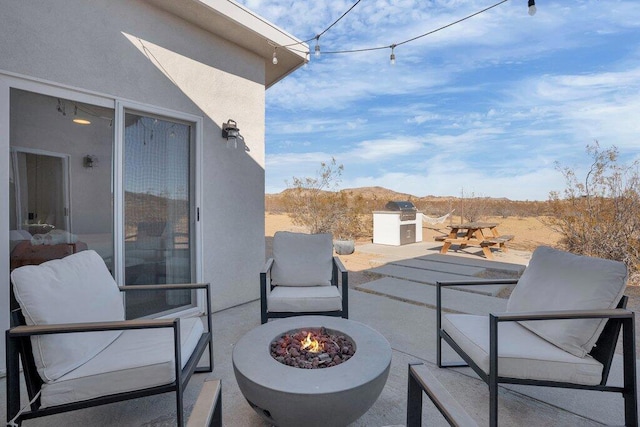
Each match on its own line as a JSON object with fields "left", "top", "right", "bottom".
{"left": 2, "top": 241, "right": 638, "bottom": 426}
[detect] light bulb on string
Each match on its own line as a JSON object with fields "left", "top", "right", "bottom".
{"left": 314, "top": 36, "right": 321, "bottom": 57}
{"left": 390, "top": 45, "right": 396, "bottom": 66}
{"left": 272, "top": 47, "right": 278, "bottom": 65}
{"left": 528, "top": 0, "right": 536, "bottom": 16}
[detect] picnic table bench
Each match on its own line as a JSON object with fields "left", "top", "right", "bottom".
{"left": 435, "top": 222, "right": 513, "bottom": 259}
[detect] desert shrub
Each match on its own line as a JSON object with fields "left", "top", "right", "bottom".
{"left": 547, "top": 143, "right": 640, "bottom": 280}
{"left": 282, "top": 158, "right": 367, "bottom": 239}
{"left": 459, "top": 192, "right": 488, "bottom": 222}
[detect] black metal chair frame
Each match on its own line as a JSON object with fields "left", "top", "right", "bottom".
{"left": 6, "top": 283, "right": 214, "bottom": 427}
{"left": 436, "top": 279, "right": 638, "bottom": 427}
{"left": 260, "top": 256, "right": 348, "bottom": 324}
{"left": 407, "top": 362, "right": 478, "bottom": 427}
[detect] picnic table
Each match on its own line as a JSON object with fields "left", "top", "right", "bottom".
{"left": 435, "top": 222, "right": 514, "bottom": 259}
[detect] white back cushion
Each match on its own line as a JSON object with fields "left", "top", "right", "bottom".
{"left": 11, "top": 250, "right": 125, "bottom": 382}
{"left": 507, "top": 246, "right": 627, "bottom": 358}
{"left": 271, "top": 231, "right": 333, "bottom": 287}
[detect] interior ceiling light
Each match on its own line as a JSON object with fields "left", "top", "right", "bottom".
{"left": 72, "top": 105, "right": 91, "bottom": 125}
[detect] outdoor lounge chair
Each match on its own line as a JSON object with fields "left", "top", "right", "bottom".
{"left": 6, "top": 250, "right": 214, "bottom": 427}
{"left": 434, "top": 246, "right": 637, "bottom": 426}
{"left": 260, "top": 231, "right": 348, "bottom": 324}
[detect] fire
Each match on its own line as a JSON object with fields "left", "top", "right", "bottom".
{"left": 300, "top": 332, "right": 322, "bottom": 353}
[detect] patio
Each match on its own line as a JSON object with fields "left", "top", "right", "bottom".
{"left": 3, "top": 240, "right": 638, "bottom": 426}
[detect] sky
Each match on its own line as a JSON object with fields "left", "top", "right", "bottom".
{"left": 238, "top": 0, "right": 640, "bottom": 201}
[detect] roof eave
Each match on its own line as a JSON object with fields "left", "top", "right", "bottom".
{"left": 145, "top": 0, "right": 308, "bottom": 88}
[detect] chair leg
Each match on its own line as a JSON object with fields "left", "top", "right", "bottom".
{"left": 6, "top": 331, "right": 22, "bottom": 426}
{"left": 489, "top": 315, "right": 499, "bottom": 427}
{"left": 407, "top": 364, "right": 423, "bottom": 427}
{"left": 437, "top": 331, "right": 443, "bottom": 368}
{"left": 260, "top": 274, "right": 268, "bottom": 324}
{"left": 436, "top": 283, "right": 443, "bottom": 368}
{"left": 622, "top": 316, "right": 638, "bottom": 427}
{"left": 342, "top": 269, "right": 348, "bottom": 319}
{"left": 489, "top": 378, "right": 498, "bottom": 427}
{"left": 174, "top": 321, "right": 184, "bottom": 427}
{"left": 176, "top": 390, "right": 184, "bottom": 427}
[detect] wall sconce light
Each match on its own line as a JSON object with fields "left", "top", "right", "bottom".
{"left": 222, "top": 119, "right": 239, "bottom": 139}
{"left": 83, "top": 155, "right": 97, "bottom": 168}
{"left": 222, "top": 119, "right": 240, "bottom": 148}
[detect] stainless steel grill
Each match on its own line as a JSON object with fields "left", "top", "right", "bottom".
{"left": 384, "top": 201, "right": 417, "bottom": 221}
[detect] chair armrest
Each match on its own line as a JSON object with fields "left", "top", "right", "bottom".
{"left": 7, "top": 318, "right": 178, "bottom": 337}
{"left": 437, "top": 279, "right": 519, "bottom": 288}
{"left": 119, "top": 283, "right": 209, "bottom": 292}
{"left": 333, "top": 256, "right": 347, "bottom": 274}
{"left": 436, "top": 279, "right": 519, "bottom": 334}
{"left": 261, "top": 258, "right": 274, "bottom": 275}
{"left": 332, "top": 256, "right": 348, "bottom": 291}
{"left": 490, "top": 307, "right": 633, "bottom": 323}
{"left": 260, "top": 258, "right": 274, "bottom": 296}
{"left": 333, "top": 256, "right": 349, "bottom": 318}
{"left": 260, "top": 258, "right": 275, "bottom": 323}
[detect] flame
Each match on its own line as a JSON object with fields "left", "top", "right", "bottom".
{"left": 300, "top": 332, "right": 322, "bottom": 353}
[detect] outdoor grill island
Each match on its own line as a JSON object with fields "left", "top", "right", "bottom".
{"left": 373, "top": 201, "right": 423, "bottom": 246}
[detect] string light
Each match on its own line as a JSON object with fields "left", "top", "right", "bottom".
{"left": 267, "top": 0, "right": 531, "bottom": 66}
{"left": 279, "top": 0, "right": 363, "bottom": 49}
{"left": 266, "top": 0, "right": 360, "bottom": 61}
{"left": 272, "top": 47, "right": 278, "bottom": 65}
{"left": 322, "top": 0, "right": 509, "bottom": 55}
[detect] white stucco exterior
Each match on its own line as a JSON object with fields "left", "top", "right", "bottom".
{"left": 0, "top": 0, "right": 306, "bottom": 374}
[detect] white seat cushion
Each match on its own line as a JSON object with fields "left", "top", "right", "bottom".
{"left": 10, "top": 250, "right": 125, "bottom": 382}
{"left": 443, "top": 314, "right": 603, "bottom": 386}
{"left": 507, "top": 246, "right": 627, "bottom": 358}
{"left": 40, "top": 317, "right": 204, "bottom": 408}
{"left": 268, "top": 286, "right": 342, "bottom": 313}
{"left": 271, "top": 231, "right": 333, "bottom": 287}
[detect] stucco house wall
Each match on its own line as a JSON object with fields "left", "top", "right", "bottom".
{"left": 0, "top": 0, "right": 305, "bottom": 372}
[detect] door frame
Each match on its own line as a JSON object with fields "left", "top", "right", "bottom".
{"left": 10, "top": 147, "right": 72, "bottom": 234}
{"left": 2, "top": 72, "right": 205, "bottom": 323}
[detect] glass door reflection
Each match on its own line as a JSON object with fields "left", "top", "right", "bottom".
{"left": 123, "top": 112, "right": 194, "bottom": 318}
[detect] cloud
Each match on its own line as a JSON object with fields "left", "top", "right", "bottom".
{"left": 407, "top": 113, "right": 441, "bottom": 124}
{"left": 508, "top": 67, "right": 640, "bottom": 149}
{"left": 342, "top": 166, "right": 564, "bottom": 201}
{"left": 243, "top": 0, "right": 640, "bottom": 200}
{"left": 348, "top": 137, "right": 424, "bottom": 160}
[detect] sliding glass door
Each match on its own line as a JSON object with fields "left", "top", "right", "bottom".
{"left": 122, "top": 111, "right": 195, "bottom": 318}
{"left": 8, "top": 86, "right": 200, "bottom": 319}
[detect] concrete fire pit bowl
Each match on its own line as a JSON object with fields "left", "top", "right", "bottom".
{"left": 233, "top": 316, "right": 392, "bottom": 427}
